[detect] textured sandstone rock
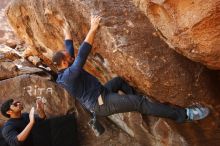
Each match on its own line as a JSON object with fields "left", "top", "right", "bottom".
{"left": 0, "top": 61, "right": 46, "bottom": 80}
{"left": 0, "top": 44, "right": 21, "bottom": 61}
{"left": 0, "top": 44, "right": 47, "bottom": 80}
{"left": 0, "top": 75, "right": 74, "bottom": 116}
{"left": 0, "top": 0, "right": 18, "bottom": 47}
{"left": 132, "top": 0, "right": 220, "bottom": 69}
{"left": 5, "top": 0, "right": 220, "bottom": 145}
{"left": 0, "top": 75, "right": 139, "bottom": 146}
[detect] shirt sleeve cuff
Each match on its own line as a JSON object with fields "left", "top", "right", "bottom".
{"left": 82, "top": 41, "right": 92, "bottom": 49}
{"left": 65, "top": 39, "right": 73, "bottom": 46}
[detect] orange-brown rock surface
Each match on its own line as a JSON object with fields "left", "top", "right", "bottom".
{"left": 133, "top": 0, "right": 220, "bottom": 69}
{"left": 0, "top": 0, "right": 18, "bottom": 47}
{"left": 3, "top": 0, "right": 220, "bottom": 146}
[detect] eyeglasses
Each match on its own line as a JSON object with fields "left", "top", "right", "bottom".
{"left": 11, "top": 101, "right": 21, "bottom": 107}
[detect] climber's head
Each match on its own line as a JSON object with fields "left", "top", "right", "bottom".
{"left": 1, "top": 99, "right": 24, "bottom": 118}
{"left": 52, "top": 50, "right": 74, "bottom": 70}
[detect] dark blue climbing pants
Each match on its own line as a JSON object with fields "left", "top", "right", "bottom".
{"left": 93, "top": 77, "right": 186, "bottom": 123}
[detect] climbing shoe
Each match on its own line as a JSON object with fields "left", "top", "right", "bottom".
{"left": 185, "top": 105, "right": 210, "bottom": 121}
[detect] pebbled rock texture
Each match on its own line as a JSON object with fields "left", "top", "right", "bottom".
{"left": 132, "top": 0, "right": 220, "bottom": 69}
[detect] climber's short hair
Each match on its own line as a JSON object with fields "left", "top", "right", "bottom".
{"left": 1, "top": 99, "right": 14, "bottom": 118}
{"left": 52, "top": 51, "right": 66, "bottom": 67}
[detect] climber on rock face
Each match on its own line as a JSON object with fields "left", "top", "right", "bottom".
{"left": 52, "top": 15, "right": 210, "bottom": 124}
{"left": 0, "top": 98, "right": 46, "bottom": 146}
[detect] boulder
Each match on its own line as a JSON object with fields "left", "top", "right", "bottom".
{"left": 0, "top": 61, "right": 51, "bottom": 81}
{"left": 0, "top": 44, "right": 51, "bottom": 81}
{"left": 5, "top": 0, "right": 220, "bottom": 145}
{"left": 0, "top": 0, "right": 19, "bottom": 48}
{"left": 132, "top": 0, "right": 220, "bottom": 69}
{"left": 0, "top": 44, "right": 21, "bottom": 61}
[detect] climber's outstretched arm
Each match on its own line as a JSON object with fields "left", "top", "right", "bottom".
{"left": 84, "top": 15, "right": 101, "bottom": 45}
{"left": 63, "top": 22, "right": 72, "bottom": 40}
{"left": 63, "top": 22, "right": 74, "bottom": 57}
{"left": 68, "top": 15, "right": 101, "bottom": 70}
